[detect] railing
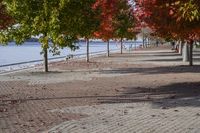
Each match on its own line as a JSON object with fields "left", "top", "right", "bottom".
{"left": 0, "top": 49, "right": 119, "bottom": 68}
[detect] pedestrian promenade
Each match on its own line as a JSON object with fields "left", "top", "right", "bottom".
{"left": 1, "top": 45, "right": 200, "bottom": 133}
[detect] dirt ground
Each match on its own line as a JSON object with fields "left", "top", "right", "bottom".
{"left": 1, "top": 45, "right": 200, "bottom": 133}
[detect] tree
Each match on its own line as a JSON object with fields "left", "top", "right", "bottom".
{"left": 1, "top": 0, "right": 77, "bottom": 72}
{"left": 0, "top": 0, "right": 13, "bottom": 42}
{"left": 93, "top": 0, "right": 118, "bottom": 57}
{"left": 135, "top": 0, "right": 200, "bottom": 66}
{"left": 93, "top": 0, "right": 136, "bottom": 55}
{"left": 113, "top": 0, "right": 136, "bottom": 54}
{"left": 60, "top": 0, "right": 100, "bottom": 62}
{"left": 0, "top": 0, "right": 13, "bottom": 30}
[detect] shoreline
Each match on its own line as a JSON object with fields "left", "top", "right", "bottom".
{"left": 0, "top": 49, "right": 121, "bottom": 75}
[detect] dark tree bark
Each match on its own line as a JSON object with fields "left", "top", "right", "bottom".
{"left": 120, "top": 38, "right": 123, "bottom": 54}
{"left": 43, "top": 47, "right": 48, "bottom": 72}
{"left": 107, "top": 40, "right": 110, "bottom": 57}
{"left": 86, "top": 38, "right": 89, "bottom": 62}
{"left": 183, "top": 43, "right": 189, "bottom": 62}
{"left": 189, "top": 41, "right": 194, "bottom": 66}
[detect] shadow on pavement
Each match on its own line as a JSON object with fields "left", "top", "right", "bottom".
{"left": 142, "top": 58, "right": 182, "bottom": 62}
{"left": 100, "top": 65, "right": 200, "bottom": 75}
{"left": 99, "top": 82, "right": 200, "bottom": 108}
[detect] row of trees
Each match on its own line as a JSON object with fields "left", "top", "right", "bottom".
{"left": 1, "top": 0, "right": 198, "bottom": 72}
{"left": 135, "top": 0, "right": 200, "bottom": 66}
{"left": 0, "top": 0, "right": 137, "bottom": 72}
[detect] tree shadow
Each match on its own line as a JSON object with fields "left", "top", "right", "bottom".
{"left": 108, "top": 50, "right": 200, "bottom": 66}
{"left": 109, "top": 51, "right": 180, "bottom": 58}
{"left": 134, "top": 51, "right": 175, "bottom": 55}
{"left": 152, "top": 53, "right": 182, "bottom": 57}
{"left": 142, "top": 58, "right": 183, "bottom": 62}
{"left": 2, "top": 82, "right": 200, "bottom": 109}
{"left": 194, "top": 58, "right": 200, "bottom": 62}
{"left": 99, "top": 82, "right": 200, "bottom": 108}
{"left": 108, "top": 54, "right": 136, "bottom": 58}
{"left": 30, "top": 71, "right": 63, "bottom": 74}
{"left": 193, "top": 53, "right": 200, "bottom": 56}
{"left": 100, "top": 65, "right": 200, "bottom": 75}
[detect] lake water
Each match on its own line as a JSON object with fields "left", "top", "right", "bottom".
{"left": 0, "top": 41, "right": 141, "bottom": 72}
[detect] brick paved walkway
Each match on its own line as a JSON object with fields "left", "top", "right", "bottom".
{"left": 1, "top": 46, "right": 200, "bottom": 133}
{"left": 47, "top": 102, "right": 200, "bottom": 133}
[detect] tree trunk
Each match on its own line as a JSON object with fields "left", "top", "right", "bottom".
{"left": 147, "top": 38, "right": 149, "bottom": 47}
{"left": 43, "top": 47, "right": 48, "bottom": 72}
{"left": 107, "top": 40, "right": 110, "bottom": 57}
{"left": 43, "top": 0, "right": 49, "bottom": 72}
{"left": 142, "top": 34, "right": 145, "bottom": 48}
{"left": 179, "top": 41, "right": 183, "bottom": 55}
{"left": 120, "top": 38, "right": 123, "bottom": 54}
{"left": 156, "top": 39, "right": 159, "bottom": 47}
{"left": 148, "top": 38, "right": 151, "bottom": 46}
{"left": 86, "top": 38, "right": 89, "bottom": 62}
{"left": 135, "top": 40, "right": 137, "bottom": 50}
{"left": 146, "top": 38, "right": 148, "bottom": 48}
{"left": 189, "top": 42, "right": 193, "bottom": 66}
{"left": 183, "top": 43, "right": 189, "bottom": 62}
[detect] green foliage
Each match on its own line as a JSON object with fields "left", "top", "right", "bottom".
{"left": 113, "top": 0, "right": 136, "bottom": 40}
{"left": 60, "top": 0, "right": 100, "bottom": 39}
{"left": 0, "top": 0, "right": 13, "bottom": 30}
{"left": 179, "top": 0, "right": 200, "bottom": 22}
{"left": 1, "top": 0, "right": 78, "bottom": 50}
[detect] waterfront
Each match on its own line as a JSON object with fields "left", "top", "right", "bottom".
{"left": 0, "top": 41, "right": 140, "bottom": 66}
{"left": 0, "top": 41, "right": 141, "bottom": 72}
{"left": 1, "top": 45, "right": 200, "bottom": 133}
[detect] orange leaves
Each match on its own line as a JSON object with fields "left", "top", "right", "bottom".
{"left": 135, "top": 0, "right": 200, "bottom": 40}
{"left": 93, "top": 0, "right": 118, "bottom": 40}
{"left": 93, "top": 0, "right": 136, "bottom": 41}
{"left": 0, "top": 1, "right": 13, "bottom": 30}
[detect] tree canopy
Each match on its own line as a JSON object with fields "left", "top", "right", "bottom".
{"left": 113, "top": 0, "right": 136, "bottom": 40}
{"left": 0, "top": 0, "right": 13, "bottom": 30}
{"left": 135, "top": 0, "right": 200, "bottom": 66}
{"left": 1, "top": 0, "right": 99, "bottom": 71}
{"left": 135, "top": 0, "right": 200, "bottom": 40}
{"left": 2, "top": 0, "right": 78, "bottom": 46}
{"left": 4, "top": 0, "right": 192, "bottom": 70}
{"left": 93, "top": 0, "right": 136, "bottom": 41}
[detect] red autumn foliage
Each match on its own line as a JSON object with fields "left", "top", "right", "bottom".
{"left": 135, "top": 0, "right": 200, "bottom": 41}
{"left": 0, "top": 0, "right": 13, "bottom": 30}
{"left": 93, "top": 0, "right": 118, "bottom": 41}
{"left": 93, "top": 0, "right": 137, "bottom": 41}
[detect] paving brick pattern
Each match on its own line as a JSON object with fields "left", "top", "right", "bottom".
{"left": 0, "top": 46, "right": 200, "bottom": 133}
{"left": 0, "top": 81, "right": 91, "bottom": 133}
{"left": 47, "top": 102, "right": 200, "bottom": 133}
